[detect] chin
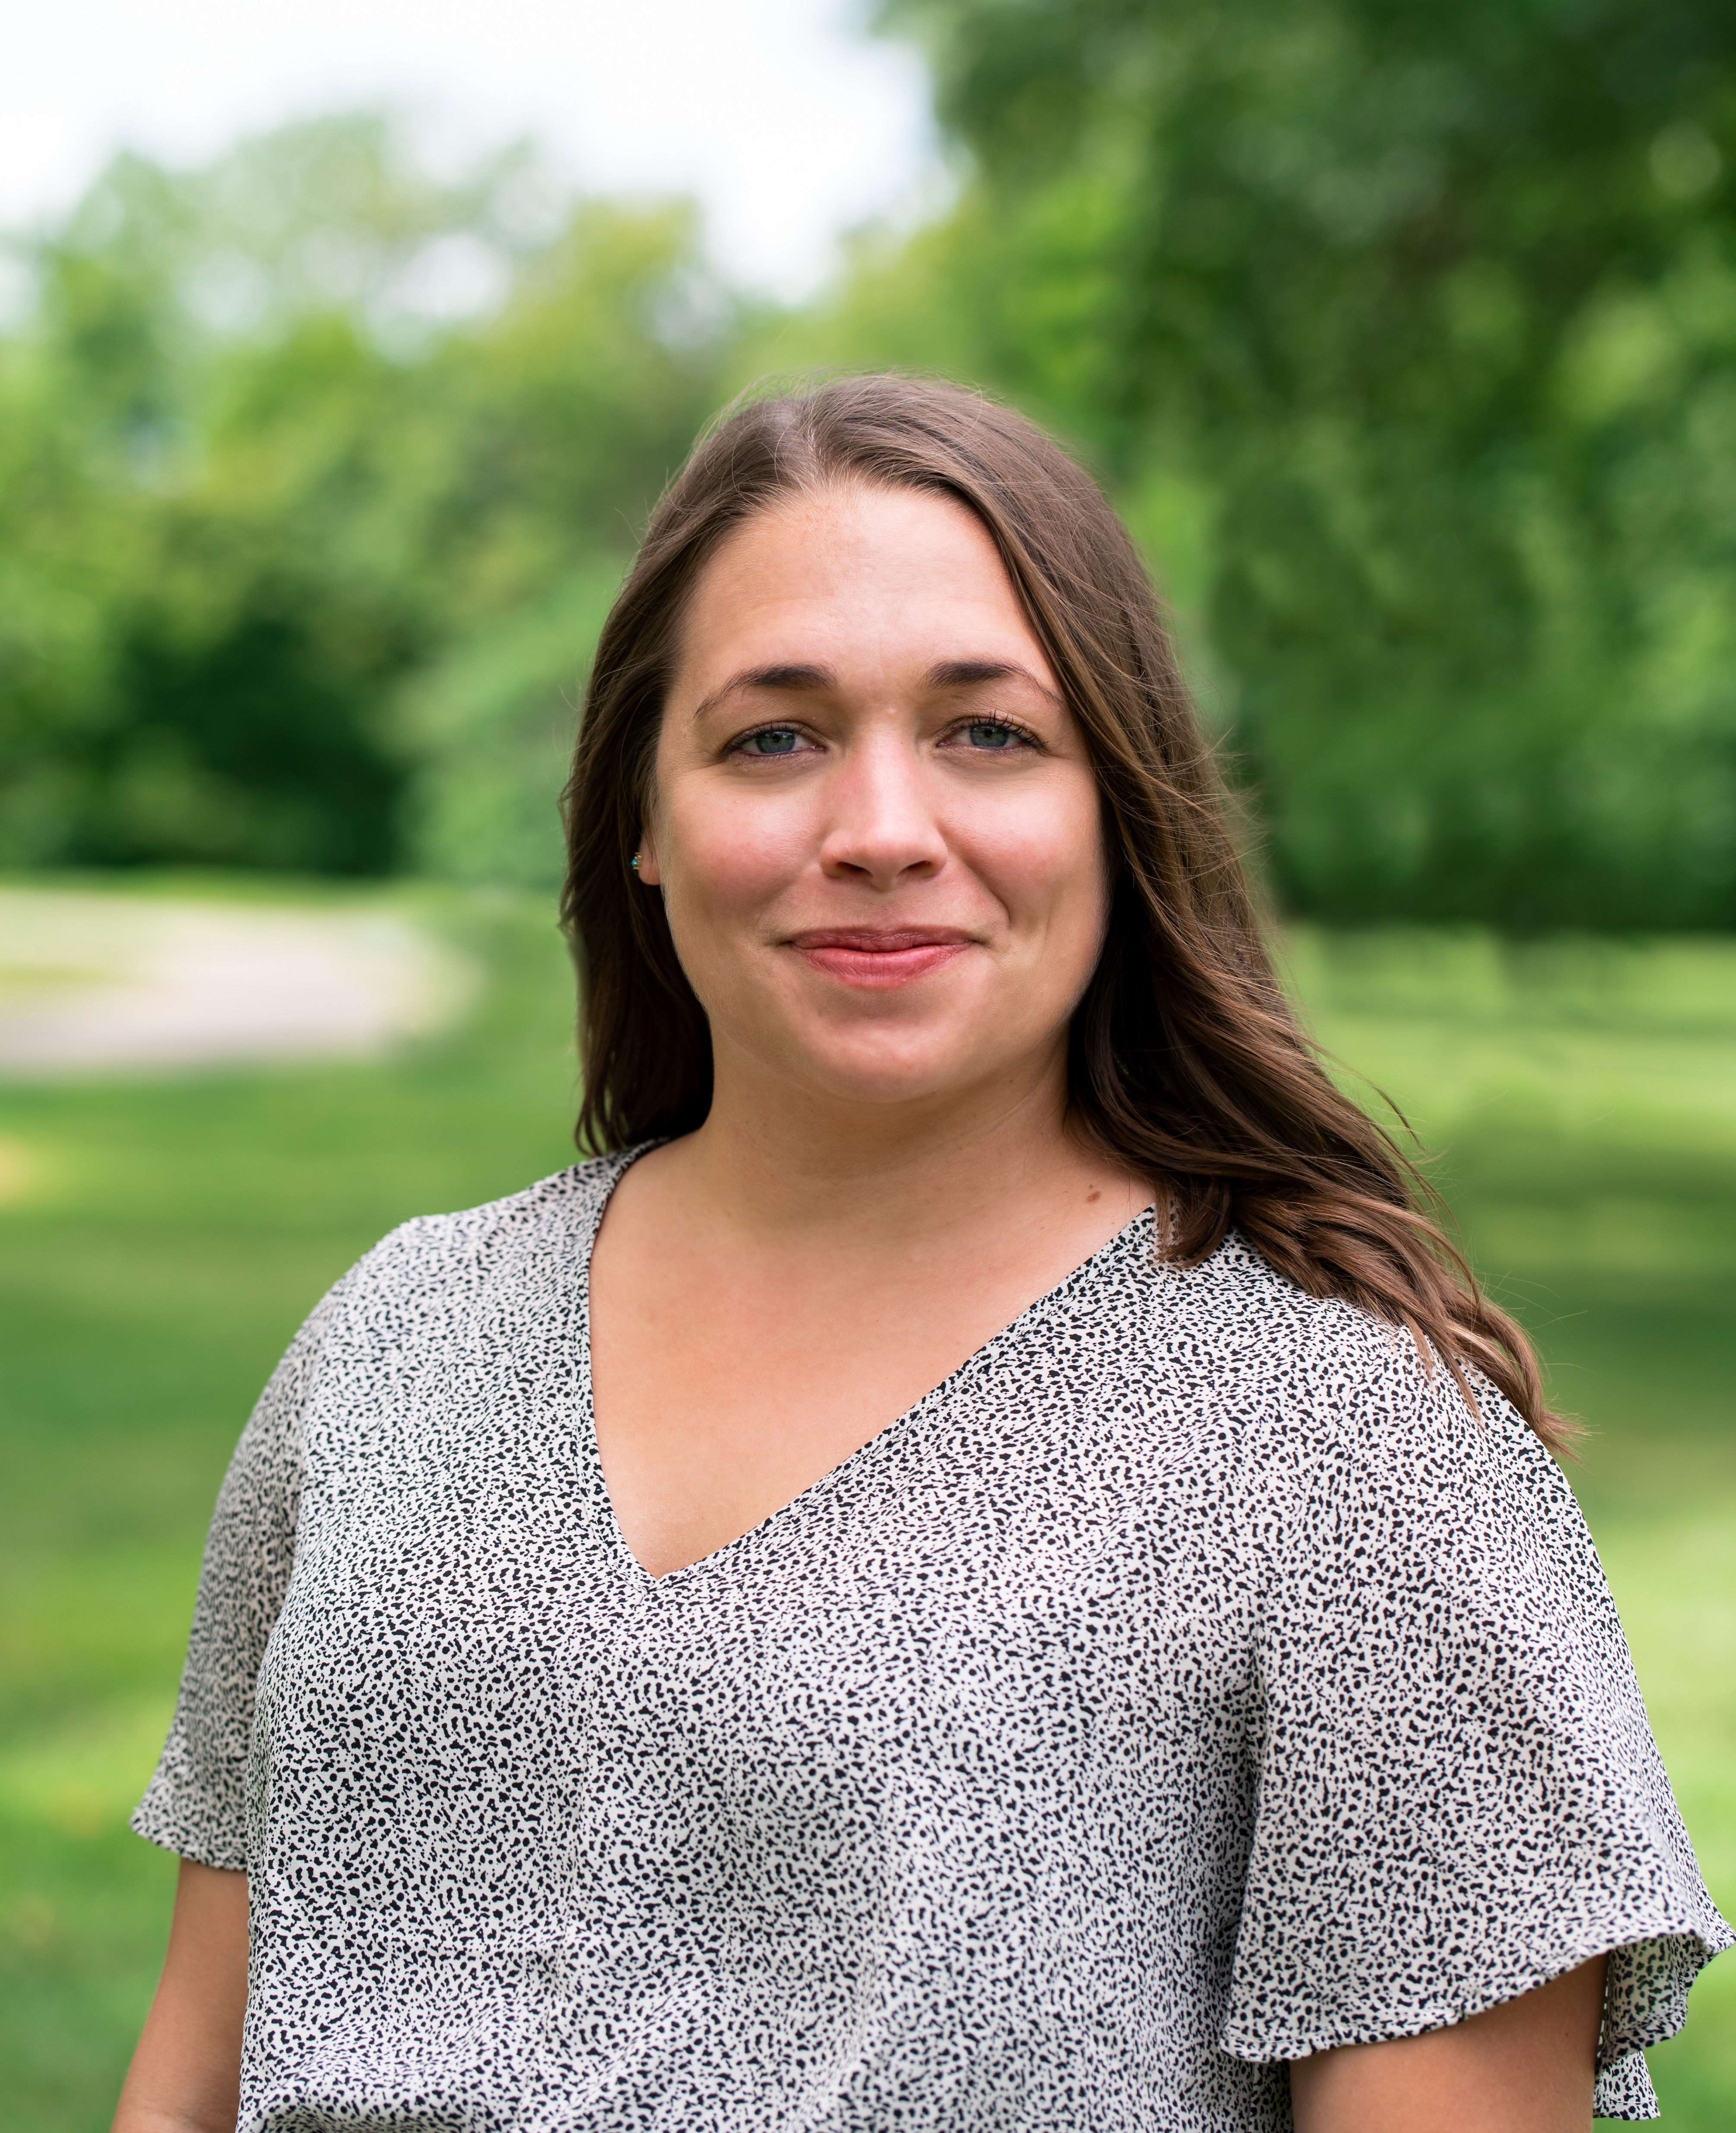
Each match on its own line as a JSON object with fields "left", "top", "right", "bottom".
{"left": 785, "top": 1031, "right": 1016, "bottom": 1110}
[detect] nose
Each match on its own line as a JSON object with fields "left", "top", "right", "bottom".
{"left": 816, "top": 727, "right": 948, "bottom": 891}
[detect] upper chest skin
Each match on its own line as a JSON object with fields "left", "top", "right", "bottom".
{"left": 586, "top": 1154, "right": 1156, "bottom": 1579}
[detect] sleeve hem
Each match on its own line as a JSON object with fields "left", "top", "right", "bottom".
{"left": 129, "top": 1801, "right": 248, "bottom": 1874}
{"left": 1220, "top": 1923, "right": 1728, "bottom": 2067}
{"left": 1593, "top": 2046, "right": 1660, "bottom": 2122}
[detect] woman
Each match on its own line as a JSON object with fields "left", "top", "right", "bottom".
{"left": 118, "top": 376, "right": 1726, "bottom": 2133}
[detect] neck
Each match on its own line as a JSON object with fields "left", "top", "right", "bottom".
{"left": 665, "top": 1038, "right": 1132, "bottom": 1257}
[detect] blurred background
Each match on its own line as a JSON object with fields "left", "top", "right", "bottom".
{"left": 0, "top": 0, "right": 1732, "bottom": 2124}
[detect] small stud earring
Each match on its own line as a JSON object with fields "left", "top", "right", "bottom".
{"left": 630, "top": 852, "right": 642, "bottom": 872}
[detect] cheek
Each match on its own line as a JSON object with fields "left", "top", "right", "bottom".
{"left": 962, "top": 778, "right": 1110, "bottom": 939}
{"left": 659, "top": 788, "right": 810, "bottom": 931}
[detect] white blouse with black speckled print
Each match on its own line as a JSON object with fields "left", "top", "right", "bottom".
{"left": 135, "top": 1150, "right": 1731, "bottom": 2130}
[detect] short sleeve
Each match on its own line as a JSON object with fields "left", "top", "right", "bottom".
{"left": 131, "top": 1277, "right": 346, "bottom": 1870}
{"left": 1223, "top": 1322, "right": 1733, "bottom": 2120}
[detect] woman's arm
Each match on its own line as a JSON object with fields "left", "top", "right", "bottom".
{"left": 113, "top": 1859, "right": 249, "bottom": 2133}
{"left": 1289, "top": 1954, "right": 1607, "bottom": 2133}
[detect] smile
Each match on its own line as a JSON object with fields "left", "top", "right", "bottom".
{"left": 787, "top": 929, "right": 977, "bottom": 988}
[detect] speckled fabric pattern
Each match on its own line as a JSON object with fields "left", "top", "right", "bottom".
{"left": 135, "top": 1151, "right": 1730, "bottom": 2130}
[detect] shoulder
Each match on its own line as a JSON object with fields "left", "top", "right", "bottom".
{"left": 327, "top": 1150, "right": 634, "bottom": 1331}
{"left": 1179, "top": 1256, "right": 1623, "bottom": 1715}
{"left": 1151, "top": 1230, "right": 1570, "bottom": 1529}
{"left": 1140, "top": 1227, "right": 1419, "bottom": 1441}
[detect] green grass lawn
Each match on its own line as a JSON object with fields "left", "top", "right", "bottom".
{"left": 1, "top": 884, "right": 1731, "bottom": 2128}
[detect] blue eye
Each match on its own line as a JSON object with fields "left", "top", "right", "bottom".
{"left": 966, "top": 721, "right": 1018, "bottom": 749}
{"left": 740, "top": 728, "right": 801, "bottom": 756}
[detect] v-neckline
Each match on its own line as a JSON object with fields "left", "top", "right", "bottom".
{"left": 572, "top": 1146, "right": 1154, "bottom": 1586}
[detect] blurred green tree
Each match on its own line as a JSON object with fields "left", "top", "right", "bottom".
{"left": 871, "top": 0, "right": 1736, "bottom": 924}
{"left": 0, "top": 117, "right": 734, "bottom": 881}
{"left": 9, "top": 31, "right": 1736, "bottom": 922}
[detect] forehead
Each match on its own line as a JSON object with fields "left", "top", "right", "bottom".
{"left": 676, "top": 483, "right": 1054, "bottom": 682}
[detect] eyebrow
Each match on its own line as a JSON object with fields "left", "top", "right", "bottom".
{"left": 692, "top": 658, "right": 1058, "bottom": 720}
{"left": 925, "top": 659, "right": 1060, "bottom": 702}
{"left": 692, "top": 664, "right": 835, "bottom": 721}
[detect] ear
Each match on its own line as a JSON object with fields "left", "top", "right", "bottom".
{"left": 635, "top": 830, "right": 662, "bottom": 887}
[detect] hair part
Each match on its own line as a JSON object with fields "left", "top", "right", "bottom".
{"left": 561, "top": 373, "right": 1572, "bottom": 1454}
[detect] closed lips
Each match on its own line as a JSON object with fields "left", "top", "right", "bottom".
{"left": 788, "top": 931, "right": 977, "bottom": 986}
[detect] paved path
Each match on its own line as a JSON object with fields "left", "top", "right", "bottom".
{"left": 0, "top": 888, "right": 472, "bottom": 1076}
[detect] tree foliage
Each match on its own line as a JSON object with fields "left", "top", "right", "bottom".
{"left": 874, "top": 0, "right": 1736, "bottom": 924}
{"left": 0, "top": 117, "right": 733, "bottom": 881}
{"left": 4, "top": 23, "right": 1735, "bottom": 925}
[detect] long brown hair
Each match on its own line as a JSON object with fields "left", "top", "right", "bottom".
{"left": 562, "top": 374, "right": 1570, "bottom": 1453}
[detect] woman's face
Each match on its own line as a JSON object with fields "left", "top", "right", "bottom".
{"left": 642, "top": 482, "right": 1109, "bottom": 1117}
